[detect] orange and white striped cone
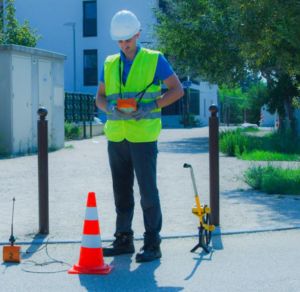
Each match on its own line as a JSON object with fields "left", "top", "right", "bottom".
{"left": 68, "top": 192, "right": 112, "bottom": 275}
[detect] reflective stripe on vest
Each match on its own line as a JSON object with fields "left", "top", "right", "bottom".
{"left": 104, "top": 48, "right": 162, "bottom": 142}
{"left": 106, "top": 91, "right": 161, "bottom": 102}
{"left": 107, "top": 111, "right": 161, "bottom": 121}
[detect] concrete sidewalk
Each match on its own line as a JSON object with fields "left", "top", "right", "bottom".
{"left": 1, "top": 230, "right": 300, "bottom": 291}
{"left": 1, "top": 127, "right": 300, "bottom": 291}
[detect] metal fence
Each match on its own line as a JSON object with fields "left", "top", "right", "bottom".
{"left": 64, "top": 92, "right": 97, "bottom": 138}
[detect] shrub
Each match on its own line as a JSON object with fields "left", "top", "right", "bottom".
{"left": 219, "top": 129, "right": 258, "bottom": 156}
{"left": 244, "top": 165, "right": 300, "bottom": 195}
{"left": 220, "top": 128, "right": 300, "bottom": 158}
{"left": 261, "top": 131, "right": 300, "bottom": 154}
{"left": 240, "top": 151, "right": 300, "bottom": 161}
{"left": 65, "top": 122, "right": 82, "bottom": 140}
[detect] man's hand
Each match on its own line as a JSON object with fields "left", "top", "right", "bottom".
{"left": 106, "top": 103, "right": 115, "bottom": 114}
{"left": 132, "top": 101, "right": 157, "bottom": 121}
{"left": 106, "top": 103, "right": 132, "bottom": 119}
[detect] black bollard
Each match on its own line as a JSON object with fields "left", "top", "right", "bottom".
{"left": 209, "top": 105, "right": 220, "bottom": 226}
{"left": 37, "top": 107, "right": 49, "bottom": 234}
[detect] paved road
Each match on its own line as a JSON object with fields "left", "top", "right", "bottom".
{"left": 1, "top": 127, "right": 300, "bottom": 291}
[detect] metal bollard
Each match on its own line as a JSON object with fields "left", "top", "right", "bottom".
{"left": 37, "top": 107, "right": 49, "bottom": 234}
{"left": 209, "top": 105, "right": 220, "bottom": 226}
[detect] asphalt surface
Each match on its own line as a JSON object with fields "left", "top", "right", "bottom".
{"left": 1, "top": 127, "right": 300, "bottom": 291}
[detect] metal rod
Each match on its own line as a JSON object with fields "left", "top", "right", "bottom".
{"left": 209, "top": 105, "right": 220, "bottom": 226}
{"left": 9, "top": 197, "right": 16, "bottom": 245}
{"left": 189, "top": 167, "right": 199, "bottom": 199}
{"left": 80, "top": 94, "right": 86, "bottom": 139}
{"left": 11, "top": 197, "right": 15, "bottom": 237}
{"left": 37, "top": 107, "right": 49, "bottom": 234}
{"left": 90, "top": 97, "right": 93, "bottom": 138}
{"left": 72, "top": 24, "right": 77, "bottom": 92}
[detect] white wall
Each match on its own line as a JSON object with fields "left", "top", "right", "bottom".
{"left": 260, "top": 105, "right": 277, "bottom": 127}
{"left": 198, "top": 82, "right": 218, "bottom": 125}
{"left": 14, "top": 0, "right": 157, "bottom": 94}
{"left": 0, "top": 45, "right": 65, "bottom": 155}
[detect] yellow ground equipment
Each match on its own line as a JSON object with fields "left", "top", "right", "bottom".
{"left": 3, "top": 198, "right": 21, "bottom": 263}
{"left": 183, "top": 163, "right": 215, "bottom": 253}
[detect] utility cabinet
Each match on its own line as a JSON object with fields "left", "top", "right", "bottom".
{"left": 0, "top": 45, "right": 66, "bottom": 155}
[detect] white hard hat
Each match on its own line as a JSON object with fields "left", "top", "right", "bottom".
{"left": 110, "top": 10, "right": 141, "bottom": 41}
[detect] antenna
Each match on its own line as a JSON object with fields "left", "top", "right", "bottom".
{"left": 9, "top": 197, "right": 16, "bottom": 246}
{"left": 3, "top": 197, "right": 21, "bottom": 263}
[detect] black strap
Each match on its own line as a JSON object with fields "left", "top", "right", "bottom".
{"left": 119, "top": 57, "right": 154, "bottom": 102}
{"left": 135, "top": 80, "right": 155, "bottom": 103}
{"left": 119, "top": 58, "right": 123, "bottom": 99}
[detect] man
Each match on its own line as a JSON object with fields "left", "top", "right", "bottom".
{"left": 96, "top": 10, "right": 184, "bottom": 263}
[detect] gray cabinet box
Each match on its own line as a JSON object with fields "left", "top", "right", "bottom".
{"left": 0, "top": 45, "right": 66, "bottom": 155}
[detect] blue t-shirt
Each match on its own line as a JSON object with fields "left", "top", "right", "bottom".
{"left": 100, "top": 46, "right": 174, "bottom": 85}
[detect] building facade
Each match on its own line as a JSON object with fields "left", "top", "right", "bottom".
{"left": 11, "top": 0, "right": 218, "bottom": 126}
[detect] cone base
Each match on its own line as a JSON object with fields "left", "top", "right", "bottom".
{"left": 68, "top": 263, "right": 112, "bottom": 275}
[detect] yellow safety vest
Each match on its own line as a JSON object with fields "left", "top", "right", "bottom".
{"left": 104, "top": 48, "right": 162, "bottom": 142}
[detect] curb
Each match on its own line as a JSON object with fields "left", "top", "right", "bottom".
{"left": 1, "top": 225, "right": 300, "bottom": 246}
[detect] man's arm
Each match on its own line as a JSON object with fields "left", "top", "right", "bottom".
{"left": 95, "top": 82, "right": 109, "bottom": 113}
{"left": 156, "top": 74, "right": 184, "bottom": 109}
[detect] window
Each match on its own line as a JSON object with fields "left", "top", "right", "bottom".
{"left": 190, "top": 89, "right": 200, "bottom": 115}
{"left": 83, "top": 50, "right": 98, "bottom": 86}
{"left": 83, "top": 0, "right": 97, "bottom": 37}
{"left": 162, "top": 88, "right": 181, "bottom": 115}
{"left": 162, "top": 99, "right": 181, "bottom": 115}
{"left": 162, "top": 88, "right": 200, "bottom": 116}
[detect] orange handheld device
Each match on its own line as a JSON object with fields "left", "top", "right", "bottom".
{"left": 117, "top": 98, "right": 137, "bottom": 113}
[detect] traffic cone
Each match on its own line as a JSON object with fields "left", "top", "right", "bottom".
{"left": 68, "top": 192, "right": 112, "bottom": 275}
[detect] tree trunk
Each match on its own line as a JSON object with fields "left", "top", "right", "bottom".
{"left": 282, "top": 98, "right": 297, "bottom": 135}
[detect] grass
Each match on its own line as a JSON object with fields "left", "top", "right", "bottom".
{"left": 240, "top": 127, "right": 259, "bottom": 132}
{"left": 220, "top": 128, "right": 300, "bottom": 160}
{"left": 244, "top": 165, "right": 300, "bottom": 195}
{"left": 239, "top": 150, "right": 300, "bottom": 161}
{"left": 221, "top": 128, "right": 300, "bottom": 195}
{"left": 220, "top": 128, "right": 250, "bottom": 156}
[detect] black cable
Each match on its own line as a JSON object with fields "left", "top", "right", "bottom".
{"left": 21, "top": 237, "right": 72, "bottom": 274}
{"left": 22, "top": 244, "right": 46, "bottom": 254}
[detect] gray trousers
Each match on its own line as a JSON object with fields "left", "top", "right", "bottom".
{"left": 108, "top": 140, "right": 162, "bottom": 246}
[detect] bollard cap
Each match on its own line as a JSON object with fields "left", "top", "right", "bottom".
{"left": 37, "top": 107, "right": 48, "bottom": 120}
{"left": 209, "top": 104, "right": 218, "bottom": 116}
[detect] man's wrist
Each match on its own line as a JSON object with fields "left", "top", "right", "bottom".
{"left": 106, "top": 103, "right": 115, "bottom": 113}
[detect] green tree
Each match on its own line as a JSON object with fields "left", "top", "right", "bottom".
{"left": 0, "top": 0, "right": 40, "bottom": 47}
{"left": 155, "top": 0, "right": 300, "bottom": 132}
{"left": 155, "top": 0, "right": 247, "bottom": 85}
{"left": 219, "top": 87, "right": 248, "bottom": 124}
{"left": 246, "top": 82, "right": 269, "bottom": 124}
{"left": 0, "top": 1, "right": 4, "bottom": 43}
{"left": 219, "top": 82, "right": 267, "bottom": 124}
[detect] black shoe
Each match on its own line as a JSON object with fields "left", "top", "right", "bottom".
{"left": 135, "top": 245, "right": 162, "bottom": 263}
{"left": 103, "top": 232, "right": 135, "bottom": 257}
